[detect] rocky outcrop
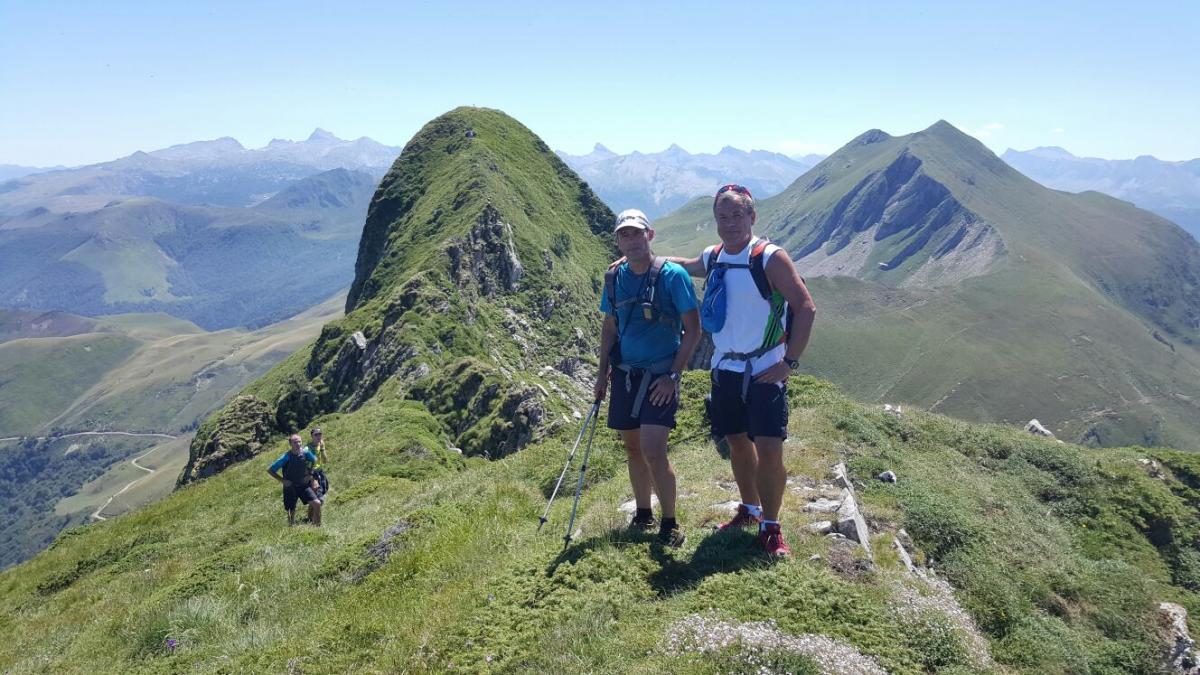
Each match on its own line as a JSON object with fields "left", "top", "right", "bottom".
{"left": 177, "top": 395, "right": 274, "bottom": 485}
{"left": 790, "top": 151, "right": 1004, "bottom": 286}
{"left": 1025, "top": 419, "right": 1055, "bottom": 438}
{"left": 1160, "top": 602, "right": 1200, "bottom": 674}
{"left": 447, "top": 203, "right": 524, "bottom": 298}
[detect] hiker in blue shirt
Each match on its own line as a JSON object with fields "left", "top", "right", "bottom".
{"left": 268, "top": 434, "right": 323, "bottom": 526}
{"left": 595, "top": 208, "right": 701, "bottom": 547}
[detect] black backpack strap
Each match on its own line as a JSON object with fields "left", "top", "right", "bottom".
{"left": 645, "top": 256, "right": 665, "bottom": 304}
{"left": 604, "top": 266, "right": 619, "bottom": 324}
{"left": 747, "top": 238, "right": 774, "bottom": 300}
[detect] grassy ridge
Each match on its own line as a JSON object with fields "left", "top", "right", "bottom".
{"left": 1, "top": 374, "right": 1196, "bottom": 672}
{"left": 183, "top": 107, "right": 616, "bottom": 481}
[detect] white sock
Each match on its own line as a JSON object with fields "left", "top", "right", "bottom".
{"left": 742, "top": 503, "right": 763, "bottom": 518}
{"left": 760, "top": 519, "right": 779, "bottom": 532}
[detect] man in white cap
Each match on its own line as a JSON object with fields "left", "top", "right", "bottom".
{"left": 595, "top": 208, "right": 701, "bottom": 547}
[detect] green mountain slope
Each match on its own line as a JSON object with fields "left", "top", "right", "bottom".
{"left": 180, "top": 107, "right": 614, "bottom": 483}
{"left": 0, "top": 169, "right": 375, "bottom": 330}
{"left": 655, "top": 122, "right": 1200, "bottom": 450}
{"left": 0, "top": 297, "right": 343, "bottom": 569}
{"left": 4, "top": 374, "right": 1200, "bottom": 672}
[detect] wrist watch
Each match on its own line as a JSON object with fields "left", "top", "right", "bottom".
{"left": 666, "top": 370, "right": 681, "bottom": 383}
{"left": 783, "top": 357, "right": 800, "bottom": 370}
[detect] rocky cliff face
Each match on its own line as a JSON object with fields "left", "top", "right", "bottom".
{"left": 781, "top": 151, "right": 1004, "bottom": 286}
{"left": 179, "top": 107, "right": 615, "bottom": 484}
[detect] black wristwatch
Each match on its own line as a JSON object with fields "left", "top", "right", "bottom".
{"left": 666, "top": 370, "right": 681, "bottom": 383}
{"left": 783, "top": 357, "right": 800, "bottom": 370}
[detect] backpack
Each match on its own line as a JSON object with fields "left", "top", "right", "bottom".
{"left": 603, "top": 257, "right": 679, "bottom": 364}
{"left": 701, "top": 238, "right": 795, "bottom": 347}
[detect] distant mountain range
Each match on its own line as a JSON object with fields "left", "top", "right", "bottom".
{"left": 655, "top": 121, "right": 1200, "bottom": 450}
{"left": 1003, "top": 146, "right": 1200, "bottom": 240}
{"left": 0, "top": 164, "right": 66, "bottom": 182}
{"left": 557, "top": 143, "right": 823, "bottom": 219}
{"left": 0, "top": 130, "right": 399, "bottom": 329}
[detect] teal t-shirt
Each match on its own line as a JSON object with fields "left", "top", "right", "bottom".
{"left": 600, "top": 260, "right": 698, "bottom": 369}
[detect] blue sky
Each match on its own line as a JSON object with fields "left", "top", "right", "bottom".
{"left": 1, "top": 0, "right": 1197, "bottom": 166}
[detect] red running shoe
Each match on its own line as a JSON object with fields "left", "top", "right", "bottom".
{"left": 758, "top": 522, "right": 791, "bottom": 557}
{"left": 718, "top": 503, "right": 761, "bottom": 531}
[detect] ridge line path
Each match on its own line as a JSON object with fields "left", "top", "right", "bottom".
{"left": 90, "top": 446, "right": 160, "bottom": 522}
{"left": 0, "top": 430, "right": 178, "bottom": 444}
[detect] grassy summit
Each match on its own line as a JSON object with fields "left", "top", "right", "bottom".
{"left": 181, "top": 106, "right": 613, "bottom": 481}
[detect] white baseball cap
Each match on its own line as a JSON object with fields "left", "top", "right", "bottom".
{"left": 614, "top": 208, "right": 651, "bottom": 232}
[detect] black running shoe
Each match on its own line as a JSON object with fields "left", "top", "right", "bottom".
{"left": 629, "top": 513, "right": 657, "bottom": 532}
{"left": 659, "top": 523, "right": 686, "bottom": 548}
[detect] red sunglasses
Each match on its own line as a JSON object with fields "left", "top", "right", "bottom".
{"left": 715, "top": 184, "right": 753, "bottom": 200}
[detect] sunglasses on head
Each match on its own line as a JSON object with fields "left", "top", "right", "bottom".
{"left": 715, "top": 184, "right": 753, "bottom": 199}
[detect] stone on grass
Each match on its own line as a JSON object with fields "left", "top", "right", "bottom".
{"left": 804, "top": 497, "right": 842, "bottom": 513}
{"left": 893, "top": 537, "right": 916, "bottom": 573}
{"left": 1159, "top": 602, "right": 1200, "bottom": 674}
{"left": 835, "top": 488, "right": 873, "bottom": 557}
{"left": 877, "top": 470, "right": 897, "bottom": 483}
{"left": 808, "top": 520, "right": 834, "bottom": 534}
{"left": 1025, "top": 418, "right": 1055, "bottom": 438}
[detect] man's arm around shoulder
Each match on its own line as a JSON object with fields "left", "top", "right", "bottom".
{"left": 664, "top": 255, "right": 705, "bottom": 278}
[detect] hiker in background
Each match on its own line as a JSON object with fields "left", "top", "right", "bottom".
{"left": 595, "top": 208, "right": 701, "bottom": 548}
{"left": 666, "top": 184, "right": 816, "bottom": 556}
{"left": 306, "top": 427, "right": 330, "bottom": 496}
{"left": 268, "top": 434, "right": 323, "bottom": 526}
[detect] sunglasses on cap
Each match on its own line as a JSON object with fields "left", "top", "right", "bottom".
{"left": 715, "top": 184, "right": 753, "bottom": 199}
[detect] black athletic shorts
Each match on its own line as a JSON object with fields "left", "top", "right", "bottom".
{"left": 283, "top": 484, "right": 322, "bottom": 512}
{"left": 709, "top": 368, "right": 788, "bottom": 440}
{"left": 607, "top": 368, "right": 678, "bottom": 430}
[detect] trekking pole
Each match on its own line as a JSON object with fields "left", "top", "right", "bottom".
{"left": 563, "top": 400, "right": 602, "bottom": 547}
{"left": 538, "top": 400, "right": 600, "bottom": 532}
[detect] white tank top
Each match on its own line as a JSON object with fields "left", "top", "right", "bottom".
{"left": 702, "top": 238, "right": 787, "bottom": 375}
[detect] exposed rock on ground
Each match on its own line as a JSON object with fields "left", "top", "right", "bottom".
{"left": 664, "top": 613, "right": 887, "bottom": 675}
{"left": 1160, "top": 602, "right": 1200, "bottom": 674}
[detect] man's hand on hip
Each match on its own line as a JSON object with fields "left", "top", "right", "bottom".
{"left": 752, "top": 361, "right": 791, "bottom": 386}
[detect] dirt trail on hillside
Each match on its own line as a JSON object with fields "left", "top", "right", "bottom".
{"left": 0, "top": 430, "right": 177, "bottom": 444}
{"left": 90, "top": 447, "right": 160, "bottom": 522}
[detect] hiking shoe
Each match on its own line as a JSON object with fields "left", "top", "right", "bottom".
{"left": 629, "top": 513, "right": 657, "bottom": 532}
{"left": 658, "top": 523, "right": 686, "bottom": 548}
{"left": 758, "top": 523, "right": 791, "bottom": 557}
{"left": 718, "top": 503, "right": 761, "bottom": 531}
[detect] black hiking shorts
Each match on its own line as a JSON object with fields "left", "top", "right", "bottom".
{"left": 283, "top": 484, "right": 322, "bottom": 512}
{"left": 607, "top": 368, "right": 678, "bottom": 430}
{"left": 709, "top": 368, "right": 788, "bottom": 441}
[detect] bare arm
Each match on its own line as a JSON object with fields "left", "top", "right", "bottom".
{"left": 765, "top": 250, "right": 816, "bottom": 360}
{"left": 268, "top": 468, "right": 288, "bottom": 486}
{"left": 672, "top": 309, "right": 701, "bottom": 373}
{"left": 594, "top": 314, "right": 617, "bottom": 402}
{"left": 664, "top": 255, "right": 706, "bottom": 278}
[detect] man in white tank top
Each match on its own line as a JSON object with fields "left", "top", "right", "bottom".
{"left": 667, "top": 184, "right": 816, "bottom": 556}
